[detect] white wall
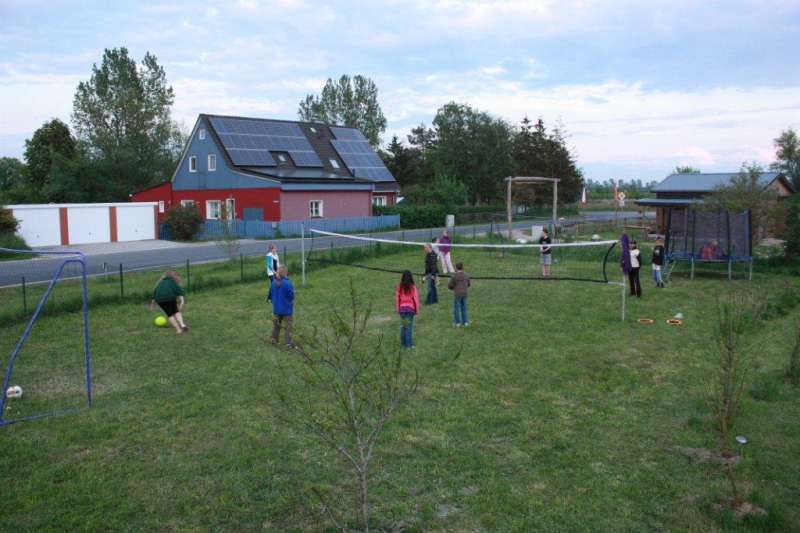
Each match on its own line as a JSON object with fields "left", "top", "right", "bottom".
{"left": 11, "top": 206, "right": 60, "bottom": 247}
{"left": 117, "top": 205, "right": 154, "bottom": 242}
{"left": 68, "top": 206, "right": 110, "bottom": 244}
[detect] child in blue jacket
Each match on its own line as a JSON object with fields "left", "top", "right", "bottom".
{"left": 268, "top": 265, "right": 294, "bottom": 347}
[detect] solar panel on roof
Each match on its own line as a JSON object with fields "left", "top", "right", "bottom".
{"left": 208, "top": 116, "right": 323, "bottom": 168}
{"left": 330, "top": 138, "right": 394, "bottom": 182}
{"left": 330, "top": 127, "right": 367, "bottom": 141}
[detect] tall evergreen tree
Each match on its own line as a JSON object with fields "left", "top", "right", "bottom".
{"left": 771, "top": 127, "right": 800, "bottom": 189}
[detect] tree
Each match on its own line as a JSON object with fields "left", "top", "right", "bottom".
{"left": 276, "top": 281, "right": 418, "bottom": 530}
{"left": 424, "top": 102, "right": 515, "bottom": 204}
{"left": 0, "top": 157, "right": 26, "bottom": 197}
{"left": 72, "top": 47, "right": 184, "bottom": 200}
{"left": 512, "top": 117, "right": 583, "bottom": 209}
{"left": 675, "top": 166, "right": 701, "bottom": 174}
{"left": 298, "top": 75, "right": 387, "bottom": 147}
{"left": 23, "top": 118, "right": 76, "bottom": 191}
{"left": 706, "top": 162, "right": 783, "bottom": 241}
{"left": 770, "top": 127, "right": 800, "bottom": 190}
{"left": 380, "top": 136, "right": 430, "bottom": 190}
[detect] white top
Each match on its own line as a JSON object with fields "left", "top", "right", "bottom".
{"left": 266, "top": 252, "right": 280, "bottom": 276}
{"left": 630, "top": 249, "right": 640, "bottom": 269}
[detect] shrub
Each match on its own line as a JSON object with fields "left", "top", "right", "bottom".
{"left": 0, "top": 232, "right": 31, "bottom": 258}
{"left": 375, "top": 203, "right": 448, "bottom": 229}
{"left": 784, "top": 195, "right": 800, "bottom": 260}
{"left": 163, "top": 204, "right": 204, "bottom": 241}
{"left": 0, "top": 207, "right": 19, "bottom": 234}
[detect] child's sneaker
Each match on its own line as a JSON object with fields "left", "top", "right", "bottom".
{"left": 463, "top": 322, "right": 470, "bottom": 327}
{"left": 453, "top": 323, "right": 460, "bottom": 327}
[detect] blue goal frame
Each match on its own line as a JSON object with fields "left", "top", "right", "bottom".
{"left": 1, "top": 248, "right": 93, "bottom": 427}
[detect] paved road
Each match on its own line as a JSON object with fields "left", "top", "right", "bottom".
{"left": 0, "top": 211, "right": 649, "bottom": 287}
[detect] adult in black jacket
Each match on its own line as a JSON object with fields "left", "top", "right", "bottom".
{"left": 424, "top": 243, "right": 439, "bottom": 304}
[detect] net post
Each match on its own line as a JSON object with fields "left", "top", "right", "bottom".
{"left": 507, "top": 177, "right": 513, "bottom": 241}
{"left": 621, "top": 272, "right": 626, "bottom": 322}
{"left": 80, "top": 254, "right": 93, "bottom": 407}
{"left": 21, "top": 276, "right": 27, "bottom": 314}
{"left": 119, "top": 263, "right": 124, "bottom": 298}
{"left": 240, "top": 253, "right": 244, "bottom": 281}
{"left": 186, "top": 259, "right": 191, "bottom": 292}
{"left": 301, "top": 222, "right": 306, "bottom": 287}
{"left": 552, "top": 179, "right": 558, "bottom": 240}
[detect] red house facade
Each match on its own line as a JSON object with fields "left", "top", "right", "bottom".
{"left": 132, "top": 114, "right": 399, "bottom": 224}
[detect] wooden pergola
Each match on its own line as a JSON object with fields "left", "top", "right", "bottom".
{"left": 505, "top": 176, "right": 560, "bottom": 240}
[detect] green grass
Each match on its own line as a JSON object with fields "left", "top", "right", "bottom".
{"left": 1, "top": 248, "right": 799, "bottom": 531}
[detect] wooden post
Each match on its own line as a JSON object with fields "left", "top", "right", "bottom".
{"left": 507, "top": 177, "right": 513, "bottom": 241}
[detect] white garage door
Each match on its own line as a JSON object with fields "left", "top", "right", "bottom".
{"left": 116, "top": 205, "right": 155, "bottom": 242}
{"left": 68, "top": 206, "right": 110, "bottom": 244}
{"left": 12, "top": 208, "right": 61, "bottom": 247}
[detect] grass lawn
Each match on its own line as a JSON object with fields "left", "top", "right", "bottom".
{"left": 1, "top": 247, "right": 799, "bottom": 531}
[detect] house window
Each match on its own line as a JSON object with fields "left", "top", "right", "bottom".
{"left": 206, "top": 200, "right": 221, "bottom": 220}
{"left": 208, "top": 154, "right": 216, "bottom": 171}
{"left": 158, "top": 201, "right": 165, "bottom": 213}
{"left": 309, "top": 200, "right": 323, "bottom": 218}
{"left": 180, "top": 199, "right": 196, "bottom": 208}
{"left": 199, "top": 129, "right": 206, "bottom": 140}
{"left": 224, "top": 198, "right": 235, "bottom": 220}
{"left": 373, "top": 195, "right": 387, "bottom": 207}
{"left": 277, "top": 153, "right": 287, "bottom": 163}
{"left": 329, "top": 159, "right": 340, "bottom": 169}
{"left": 189, "top": 156, "right": 197, "bottom": 172}
{"left": 310, "top": 126, "right": 317, "bottom": 133}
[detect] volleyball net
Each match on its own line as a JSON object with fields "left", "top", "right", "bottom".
{"left": 306, "top": 229, "right": 619, "bottom": 283}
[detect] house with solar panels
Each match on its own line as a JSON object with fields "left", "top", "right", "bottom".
{"left": 132, "top": 114, "right": 399, "bottom": 223}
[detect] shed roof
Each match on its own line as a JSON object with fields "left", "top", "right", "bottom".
{"left": 653, "top": 172, "right": 784, "bottom": 193}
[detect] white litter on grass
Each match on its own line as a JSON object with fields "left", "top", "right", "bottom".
{"left": 5, "top": 386, "right": 23, "bottom": 399}
{"left": 674, "top": 312, "right": 684, "bottom": 320}
{"left": 591, "top": 234, "right": 601, "bottom": 241}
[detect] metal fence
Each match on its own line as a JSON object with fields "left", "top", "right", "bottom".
{"left": 160, "top": 215, "right": 400, "bottom": 241}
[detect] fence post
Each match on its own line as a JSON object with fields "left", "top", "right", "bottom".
{"left": 240, "top": 253, "right": 244, "bottom": 282}
{"left": 283, "top": 245, "right": 287, "bottom": 264}
{"left": 21, "top": 276, "right": 27, "bottom": 314}
{"left": 119, "top": 263, "right": 124, "bottom": 298}
{"left": 186, "top": 259, "right": 191, "bottom": 292}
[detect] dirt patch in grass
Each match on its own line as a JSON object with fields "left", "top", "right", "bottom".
{"left": 711, "top": 498, "right": 769, "bottom": 519}
{"left": 672, "top": 446, "right": 741, "bottom": 466}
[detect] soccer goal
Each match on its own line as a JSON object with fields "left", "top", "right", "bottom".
{"left": 1, "top": 249, "right": 93, "bottom": 427}
{"left": 304, "top": 229, "right": 619, "bottom": 283}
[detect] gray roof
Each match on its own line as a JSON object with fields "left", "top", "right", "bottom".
{"left": 635, "top": 198, "right": 704, "bottom": 207}
{"left": 653, "top": 172, "right": 783, "bottom": 193}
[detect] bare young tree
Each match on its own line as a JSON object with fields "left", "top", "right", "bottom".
{"left": 711, "top": 290, "right": 762, "bottom": 507}
{"left": 276, "top": 280, "right": 418, "bottom": 531}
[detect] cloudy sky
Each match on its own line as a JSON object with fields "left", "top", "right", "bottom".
{"left": 1, "top": 0, "right": 799, "bottom": 181}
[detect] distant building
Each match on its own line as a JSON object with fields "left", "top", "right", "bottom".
{"left": 635, "top": 171, "right": 794, "bottom": 233}
{"left": 132, "top": 114, "right": 399, "bottom": 223}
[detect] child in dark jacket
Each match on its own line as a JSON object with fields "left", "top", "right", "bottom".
{"left": 268, "top": 265, "right": 295, "bottom": 347}
{"left": 651, "top": 237, "right": 665, "bottom": 288}
{"left": 424, "top": 243, "right": 439, "bottom": 304}
{"left": 395, "top": 270, "right": 420, "bottom": 348}
{"left": 448, "top": 262, "right": 471, "bottom": 326}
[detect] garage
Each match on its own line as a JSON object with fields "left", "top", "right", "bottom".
{"left": 117, "top": 205, "right": 156, "bottom": 242}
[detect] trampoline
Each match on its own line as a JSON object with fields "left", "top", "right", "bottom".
{"left": 664, "top": 208, "right": 753, "bottom": 281}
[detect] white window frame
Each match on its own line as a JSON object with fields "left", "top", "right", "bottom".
{"left": 189, "top": 156, "right": 197, "bottom": 172}
{"left": 329, "top": 158, "right": 340, "bottom": 169}
{"left": 373, "top": 195, "right": 387, "bottom": 207}
{"left": 309, "top": 200, "right": 323, "bottom": 218}
{"left": 199, "top": 129, "right": 206, "bottom": 140}
{"left": 206, "top": 200, "right": 222, "bottom": 220}
{"left": 224, "top": 198, "right": 235, "bottom": 220}
{"left": 208, "top": 154, "right": 216, "bottom": 171}
{"left": 180, "top": 199, "right": 196, "bottom": 208}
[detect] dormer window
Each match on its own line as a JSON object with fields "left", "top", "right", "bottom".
{"left": 199, "top": 129, "right": 206, "bottom": 140}
{"left": 329, "top": 159, "right": 340, "bottom": 169}
{"left": 277, "top": 154, "right": 287, "bottom": 163}
{"left": 309, "top": 126, "right": 317, "bottom": 134}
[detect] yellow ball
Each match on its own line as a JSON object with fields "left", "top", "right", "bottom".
{"left": 154, "top": 315, "right": 168, "bottom": 327}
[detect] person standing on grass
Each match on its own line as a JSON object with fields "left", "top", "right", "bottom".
{"left": 629, "top": 239, "right": 643, "bottom": 297}
{"left": 395, "top": 270, "right": 420, "bottom": 348}
{"left": 448, "top": 262, "right": 471, "bottom": 327}
{"left": 539, "top": 228, "right": 553, "bottom": 277}
{"left": 150, "top": 271, "right": 189, "bottom": 335}
{"left": 424, "top": 243, "right": 439, "bottom": 305}
{"left": 652, "top": 237, "right": 666, "bottom": 288}
{"left": 268, "top": 265, "right": 295, "bottom": 347}
{"left": 438, "top": 229, "right": 455, "bottom": 274}
{"left": 265, "top": 244, "right": 280, "bottom": 300}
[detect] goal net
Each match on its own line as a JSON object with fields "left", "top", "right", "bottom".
{"left": 306, "top": 230, "right": 619, "bottom": 283}
{"left": 1, "top": 249, "right": 92, "bottom": 427}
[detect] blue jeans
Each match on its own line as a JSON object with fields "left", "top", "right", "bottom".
{"left": 400, "top": 312, "right": 415, "bottom": 347}
{"left": 652, "top": 266, "right": 663, "bottom": 285}
{"left": 453, "top": 296, "right": 468, "bottom": 325}
{"left": 425, "top": 275, "right": 438, "bottom": 304}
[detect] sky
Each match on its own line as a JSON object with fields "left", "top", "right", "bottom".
{"left": 1, "top": 0, "right": 799, "bottom": 182}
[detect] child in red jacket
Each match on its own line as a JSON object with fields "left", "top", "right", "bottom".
{"left": 395, "top": 270, "right": 420, "bottom": 348}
